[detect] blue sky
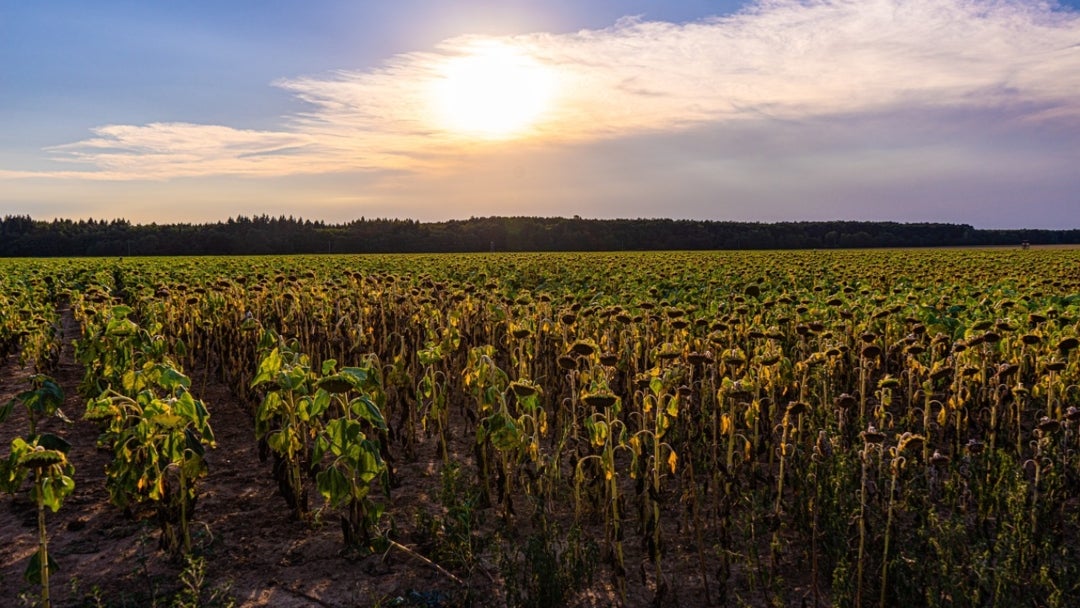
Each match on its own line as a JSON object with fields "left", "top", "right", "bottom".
{"left": 2, "top": 0, "right": 1079, "bottom": 228}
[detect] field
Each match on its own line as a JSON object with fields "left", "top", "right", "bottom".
{"left": 2, "top": 248, "right": 1079, "bottom": 607}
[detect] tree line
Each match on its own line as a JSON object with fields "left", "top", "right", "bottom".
{"left": 1, "top": 214, "right": 1076, "bottom": 257}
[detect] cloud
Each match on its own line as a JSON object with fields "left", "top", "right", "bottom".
{"left": 43, "top": 123, "right": 315, "bottom": 180}
{"left": 8, "top": 0, "right": 1080, "bottom": 181}
{"left": 532, "top": 1, "right": 1080, "bottom": 132}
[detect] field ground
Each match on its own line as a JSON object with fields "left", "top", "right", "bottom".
{"left": 2, "top": 249, "right": 1079, "bottom": 607}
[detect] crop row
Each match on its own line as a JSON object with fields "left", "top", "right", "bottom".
{"left": 2, "top": 249, "right": 1079, "bottom": 607}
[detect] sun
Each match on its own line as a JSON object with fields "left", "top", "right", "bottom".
{"left": 430, "top": 41, "right": 555, "bottom": 140}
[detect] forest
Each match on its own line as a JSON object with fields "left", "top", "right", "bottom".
{"left": 2, "top": 214, "right": 1077, "bottom": 256}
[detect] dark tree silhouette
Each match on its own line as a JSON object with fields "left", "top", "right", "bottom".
{"left": 1, "top": 214, "right": 1076, "bottom": 257}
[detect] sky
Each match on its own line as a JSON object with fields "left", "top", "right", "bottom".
{"left": 2, "top": 0, "right": 1079, "bottom": 229}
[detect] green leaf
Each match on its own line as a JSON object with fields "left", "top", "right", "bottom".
{"left": 356, "top": 441, "right": 384, "bottom": 484}
{"left": 150, "top": 413, "right": 186, "bottom": 431}
{"left": 649, "top": 376, "right": 664, "bottom": 397}
{"left": 418, "top": 344, "right": 443, "bottom": 365}
{"left": 316, "top": 466, "right": 350, "bottom": 506}
{"left": 184, "top": 427, "right": 206, "bottom": 457}
{"left": 40, "top": 477, "right": 59, "bottom": 511}
{"left": 350, "top": 396, "right": 387, "bottom": 431}
{"left": 180, "top": 453, "right": 207, "bottom": 481}
{"left": 586, "top": 418, "right": 609, "bottom": 448}
{"left": 40, "top": 473, "right": 76, "bottom": 512}
{"left": 313, "top": 434, "right": 329, "bottom": 464}
{"left": 333, "top": 418, "right": 363, "bottom": 455}
{"left": 489, "top": 412, "right": 520, "bottom": 451}
{"left": 255, "top": 391, "right": 283, "bottom": 424}
{"left": 419, "top": 374, "right": 434, "bottom": 399}
{"left": 310, "top": 390, "right": 331, "bottom": 418}
{"left": 173, "top": 391, "right": 207, "bottom": 431}
{"left": 121, "top": 369, "right": 138, "bottom": 393}
{"left": 0, "top": 446, "right": 27, "bottom": 494}
{"left": 251, "top": 347, "right": 283, "bottom": 387}
{"left": 158, "top": 366, "right": 191, "bottom": 392}
{"left": 665, "top": 396, "right": 679, "bottom": 418}
{"left": 110, "top": 305, "right": 133, "bottom": 319}
{"left": 323, "top": 418, "right": 346, "bottom": 455}
{"left": 266, "top": 430, "right": 288, "bottom": 455}
{"left": 105, "top": 317, "right": 138, "bottom": 337}
{"left": 321, "top": 359, "right": 338, "bottom": 376}
{"left": 24, "top": 547, "right": 59, "bottom": 584}
{"left": 17, "top": 376, "right": 65, "bottom": 418}
{"left": 280, "top": 367, "right": 309, "bottom": 392}
{"left": 341, "top": 366, "right": 375, "bottom": 389}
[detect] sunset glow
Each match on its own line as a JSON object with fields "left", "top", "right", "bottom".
{"left": 430, "top": 41, "right": 556, "bottom": 140}
{"left": 2, "top": 0, "right": 1080, "bottom": 227}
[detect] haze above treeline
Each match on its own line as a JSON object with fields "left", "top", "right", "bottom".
{"left": 1, "top": 215, "right": 1077, "bottom": 257}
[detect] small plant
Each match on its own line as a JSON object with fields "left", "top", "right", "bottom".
{"left": 1, "top": 375, "right": 74, "bottom": 608}
{"left": 414, "top": 462, "right": 484, "bottom": 574}
{"left": 313, "top": 358, "right": 390, "bottom": 550}
{"left": 67, "top": 576, "right": 106, "bottom": 608}
{"left": 499, "top": 522, "right": 597, "bottom": 608}
{"left": 251, "top": 331, "right": 322, "bottom": 520}
{"left": 880, "top": 432, "right": 922, "bottom": 608}
{"left": 2, "top": 374, "right": 69, "bottom": 436}
{"left": 170, "top": 554, "right": 236, "bottom": 608}
{"left": 462, "top": 345, "right": 510, "bottom": 511}
{"left": 856, "top": 424, "right": 885, "bottom": 608}
{"left": 577, "top": 385, "right": 628, "bottom": 601}
{"left": 87, "top": 366, "right": 214, "bottom": 558}
{"left": 1, "top": 434, "right": 75, "bottom": 608}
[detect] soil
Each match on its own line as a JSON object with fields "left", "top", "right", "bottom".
{"left": 1, "top": 307, "right": 797, "bottom": 607}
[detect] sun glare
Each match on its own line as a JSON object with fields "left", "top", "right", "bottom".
{"left": 430, "top": 41, "right": 555, "bottom": 140}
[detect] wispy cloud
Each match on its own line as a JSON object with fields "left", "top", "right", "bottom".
{"left": 42, "top": 123, "right": 315, "bottom": 180}
{"left": 10, "top": 0, "right": 1080, "bottom": 181}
